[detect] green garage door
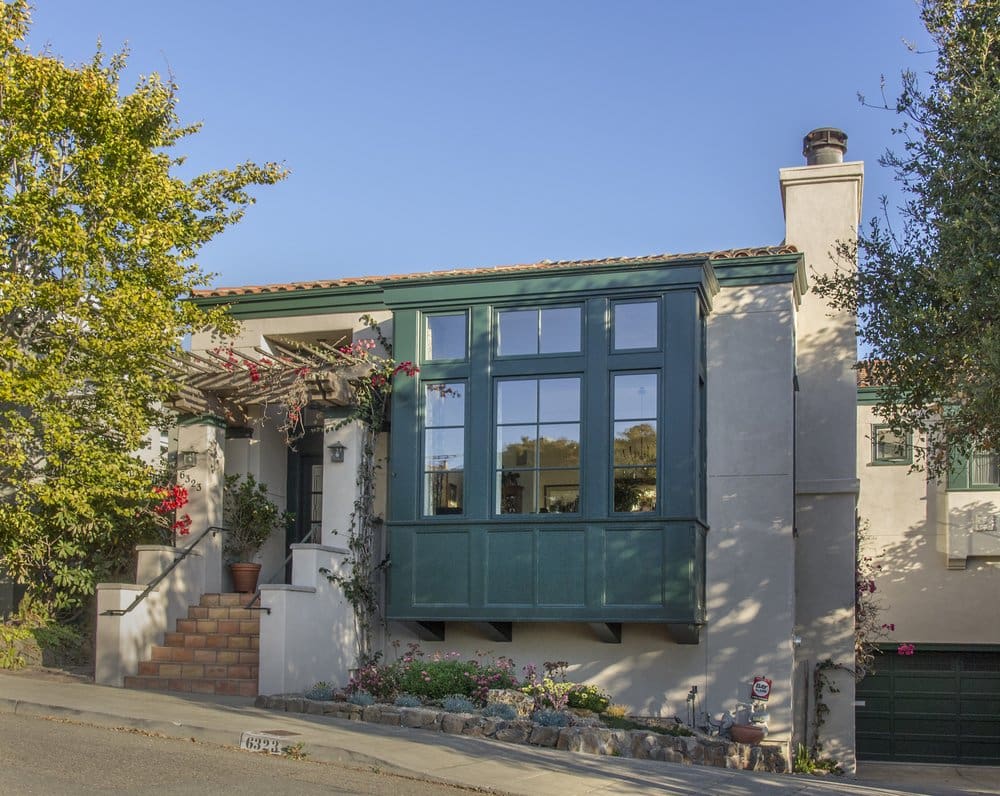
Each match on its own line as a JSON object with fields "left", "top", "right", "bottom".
{"left": 857, "top": 649, "right": 1000, "bottom": 764}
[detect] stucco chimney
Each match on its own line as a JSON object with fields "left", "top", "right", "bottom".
{"left": 802, "top": 127, "right": 847, "bottom": 165}
{"left": 780, "top": 133, "right": 864, "bottom": 773}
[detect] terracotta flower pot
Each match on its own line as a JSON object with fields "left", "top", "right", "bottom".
{"left": 230, "top": 562, "right": 262, "bottom": 593}
{"left": 730, "top": 724, "right": 766, "bottom": 745}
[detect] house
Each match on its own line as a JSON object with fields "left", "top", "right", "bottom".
{"left": 855, "top": 388, "right": 1000, "bottom": 765}
{"left": 96, "top": 127, "right": 863, "bottom": 771}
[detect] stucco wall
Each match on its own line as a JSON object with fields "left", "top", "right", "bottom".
{"left": 857, "top": 405, "right": 1000, "bottom": 645}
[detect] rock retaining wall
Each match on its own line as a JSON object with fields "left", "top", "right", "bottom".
{"left": 255, "top": 695, "right": 788, "bottom": 773}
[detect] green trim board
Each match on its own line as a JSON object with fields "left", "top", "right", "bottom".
{"left": 191, "top": 284, "right": 387, "bottom": 320}
{"left": 857, "top": 386, "right": 887, "bottom": 405}
{"left": 711, "top": 253, "right": 805, "bottom": 304}
{"left": 380, "top": 258, "right": 720, "bottom": 314}
{"left": 177, "top": 413, "right": 227, "bottom": 429}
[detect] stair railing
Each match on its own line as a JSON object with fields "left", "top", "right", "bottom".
{"left": 241, "top": 527, "right": 317, "bottom": 614}
{"left": 100, "top": 525, "right": 228, "bottom": 617}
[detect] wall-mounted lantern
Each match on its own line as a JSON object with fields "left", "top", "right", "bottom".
{"left": 178, "top": 450, "right": 198, "bottom": 470}
{"left": 328, "top": 442, "right": 347, "bottom": 464}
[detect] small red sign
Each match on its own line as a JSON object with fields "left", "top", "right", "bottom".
{"left": 751, "top": 676, "right": 772, "bottom": 701}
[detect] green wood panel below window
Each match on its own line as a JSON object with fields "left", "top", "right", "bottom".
{"left": 388, "top": 521, "right": 706, "bottom": 625}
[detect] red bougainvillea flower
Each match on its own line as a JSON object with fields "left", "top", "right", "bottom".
{"left": 153, "top": 485, "right": 189, "bottom": 515}
{"left": 392, "top": 361, "right": 419, "bottom": 377}
{"left": 897, "top": 643, "right": 916, "bottom": 656}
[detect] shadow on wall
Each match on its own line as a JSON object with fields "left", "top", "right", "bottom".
{"left": 873, "top": 491, "right": 1000, "bottom": 647}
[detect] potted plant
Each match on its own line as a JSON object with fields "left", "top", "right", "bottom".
{"left": 222, "top": 473, "right": 291, "bottom": 593}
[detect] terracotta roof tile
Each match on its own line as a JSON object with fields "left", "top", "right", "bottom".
{"left": 194, "top": 245, "right": 798, "bottom": 299}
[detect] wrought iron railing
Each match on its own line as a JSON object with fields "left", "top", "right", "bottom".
{"left": 241, "top": 527, "right": 317, "bottom": 614}
{"left": 100, "top": 525, "right": 227, "bottom": 617}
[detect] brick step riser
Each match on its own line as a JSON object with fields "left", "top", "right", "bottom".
{"left": 198, "top": 593, "right": 258, "bottom": 608}
{"left": 150, "top": 646, "right": 258, "bottom": 665}
{"left": 137, "top": 661, "right": 258, "bottom": 680}
{"left": 163, "top": 632, "right": 259, "bottom": 651}
{"left": 187, "top": 605, "right": 259, "bottom": 621}
{"left": 175, "top": 619, "right": 260, "bottom": 636}
{"left": 124, "top": 675, "right": 257, "bottom": 698}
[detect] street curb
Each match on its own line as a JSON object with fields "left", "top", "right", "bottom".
{"left": 0, "top": 696, "right": 424, "bottom": 782}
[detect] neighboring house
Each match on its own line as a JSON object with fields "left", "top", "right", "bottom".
{"left": 96, "top": 128, "right": 863, "bottom": 771}
{"left": 855, "top": 390, "right": 1000, "bottom": 765}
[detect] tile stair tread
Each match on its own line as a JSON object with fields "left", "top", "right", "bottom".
{"left": 123, "top": 591, "right": 260, "bottom": 697}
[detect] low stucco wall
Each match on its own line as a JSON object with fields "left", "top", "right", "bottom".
{"left": 257, "top": 544, "right": 357, "bottom": 695}
{"left": 96, "top": 546, "right": 205, "bottom": 686}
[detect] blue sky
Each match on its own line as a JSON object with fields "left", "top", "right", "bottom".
{"left": 25, "top": 1, "right": 932, "bottom": 288}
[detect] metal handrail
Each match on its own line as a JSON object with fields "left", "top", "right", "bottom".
{"left": 100, "top": 525, "right": 227, "bottom": 616}
{"left": 241, "top": 527, "right": 317, "bottom": 613}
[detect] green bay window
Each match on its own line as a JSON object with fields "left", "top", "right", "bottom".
{"left": 384, "top": 260, "right": 714, "bottom": 641}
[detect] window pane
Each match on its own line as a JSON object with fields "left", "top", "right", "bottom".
{"left": 540, "top": 307, "right": 581, "bottom": 354}
{"left": 539, "top": 424, "right": 580, "bottom": 467}
{"left": 311, "top": 464, "right": 323, "bottom": 492}
{"left": 540, "top": 470, "right": 580, "bottom": 513}
{"left": 498, "top": 470, "right": 535, "bottom": 514}
{"left": 425, "top": 313, "right": 466, "bottom": 360}
{"left": 425, "top": 428, "right": 465, "bottom": 470}
{"left": 425, "top": 471, "right": 464, "bottom": 515}
{"left": 497, "top": 309, "right": 537, "bottom": 355}
{"left": 497, "top": 380, "right": 537, "bottom": 423}
{"left": 972, "top": 452, "right": 999, "bottom": 486}
{"left": 614, "top": 301, "right": 658, "bottom": 350}
{"left": 614, "top": 467, "right": 657, "bottom": 512}
{"left": 426, "top": 383, "right": 464, "bottom": 427}
{"left": 498, "top": 426, "right": 536, "bottom": 467}
{"left": 874, "top": 427, "right": 908, "bottom": 462}
{"left": 539, "top": 377, "right": 580, "bottom": 422}
{"left": 614, "top": 421, "right": 657, "bottom": 466}
{"left": 614, "top": 373, "right": 657, "bottom": 420}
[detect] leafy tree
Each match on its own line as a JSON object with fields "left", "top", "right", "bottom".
{"left": 814, "top": 0, "right": 1000, "bottom": 475}
{"left": 0, "top": 1, "right": 286, "bottom": 612}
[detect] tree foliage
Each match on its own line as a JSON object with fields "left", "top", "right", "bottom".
{"left": 814, "top": 0, "right": 1000, "bottom": 475}
{"left": 0, "top": 1, "right": 286, "bottom": 611}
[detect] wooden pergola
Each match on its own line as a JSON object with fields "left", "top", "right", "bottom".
{"left": 164, "top": 337, "right": 373, "bottom": 436}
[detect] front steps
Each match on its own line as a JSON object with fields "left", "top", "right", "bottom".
{"left": 123, "top": 593, "right": 260, "bottom": 697}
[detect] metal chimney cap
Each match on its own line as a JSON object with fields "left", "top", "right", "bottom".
{"left": 803, "top": 127, "right": 848, "bottom": 165}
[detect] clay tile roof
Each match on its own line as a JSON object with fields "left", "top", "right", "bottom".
{"left": 193, "top": 245, "right": 798, "bottom": 299}
{"left": 194, "top": 246, "right": 798, "bottom": 298}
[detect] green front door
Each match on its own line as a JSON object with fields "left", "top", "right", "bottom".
{"left": 856, "top": 648, "right": 1000, "bottom": 764}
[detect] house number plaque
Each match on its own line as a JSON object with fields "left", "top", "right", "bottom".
{"left": 240, "top": 729, "right": 299, "bottom": 754}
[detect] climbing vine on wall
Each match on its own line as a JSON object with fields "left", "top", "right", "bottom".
{"left": 318, "top": 316, "right": 416, "bottom": 666}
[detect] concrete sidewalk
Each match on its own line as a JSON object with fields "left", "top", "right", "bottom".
{"left": 0, "top": 671, "right": 994, "bottom": 796}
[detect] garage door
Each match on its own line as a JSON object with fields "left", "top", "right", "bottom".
{"left": 856, "top": 649, "right": 1000, "bottom": 764}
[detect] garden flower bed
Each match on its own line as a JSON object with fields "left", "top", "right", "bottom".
{"left": 255, "top": 648, "right": 787, "bottom": 772}
{"left": 254, "top": 687, "right": 787, "bottom": 773}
